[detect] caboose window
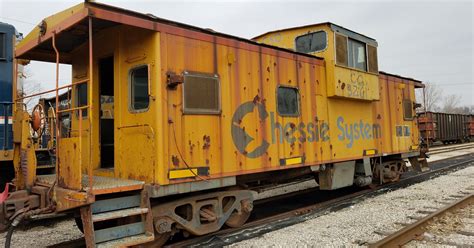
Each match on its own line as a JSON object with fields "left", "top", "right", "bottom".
{"left": 183, "top": 72, "right": 220, "bottom": 114}
{"left": 348, "top": 38, "right": 367, "bottom": 71}
{"left": 0, "top": 33, "right": 5, "bottom": 60}
{"left": 403, "top": 99, "right": 413, "bottom": 120}
{"left": 367, "top": 45, "right": 378, "bottom": 73}
{"left": 295, "top": 31, "right": 327, "bottom": 53}
{"left": 335, "top": 34, "right": 348, "bottom": 66}
{"left": 277, "top": 86, "right": 300, "bottom": 116}
{"left": 76, "top": 83, "right": 88, "bottom": 117}
{"left": 129, "top": 65, "right": 149, "bottom": 111}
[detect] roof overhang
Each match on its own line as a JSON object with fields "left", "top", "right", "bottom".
{"left": 15, "top": 1, "right": 327, "bottom": 65}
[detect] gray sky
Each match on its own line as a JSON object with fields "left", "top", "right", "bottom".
{"left": 1, "top": 0, "right": 473, "bottom": 106}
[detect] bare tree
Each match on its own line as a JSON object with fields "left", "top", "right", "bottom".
{"left": 20, "top": 67, "right": 42, "bottom": 111}
{"left": 416, "top": 83, "right": 442, "bottom": 112}
{"left": 442, "top": 94, "right": 462, "bottom": 113}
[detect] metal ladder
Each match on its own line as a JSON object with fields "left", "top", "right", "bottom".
{"left": 80, "top": 190, "right": 155, "bottom": 247}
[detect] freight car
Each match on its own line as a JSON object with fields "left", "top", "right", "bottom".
{"left": 0, "top": 2, "right": 427, "bottom": 247}
{"left": 418, "top": 111, "right": 471, "bottom": 145}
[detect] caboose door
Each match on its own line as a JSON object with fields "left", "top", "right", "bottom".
{"left": 99, "top": 56, "right": 115, "bottom": 168}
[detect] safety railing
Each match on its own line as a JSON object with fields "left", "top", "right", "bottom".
{"left": 14, "top": 16, "right": 95, "bottom": 193}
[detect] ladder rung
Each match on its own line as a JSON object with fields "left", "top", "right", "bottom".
{"left": 96, "top": 233, "right": 154, "bottom": 248}
{"left": 92, "top": 195, "right": 141, "bottom": 214}
{"left": 92, "top": 207, "right": 149, "bottom": 222}
{"left": 95, "top": 221, "right": 146, "bottom": 244}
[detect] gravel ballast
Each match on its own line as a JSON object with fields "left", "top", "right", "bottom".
{"left": 229, "top": 162, "right": 474, "bottom": 247}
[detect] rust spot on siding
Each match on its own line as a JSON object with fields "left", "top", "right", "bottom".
{"left": 341, "top": 83, "right": 346, "bottom": 90}
{"left": 377, "top": 114, "right": 382, "bottom": 119}
{"left": 253, "top": 94, "right": 261, "bottom": 104}
{"left": 171, "top": 155, "right": 179, "bottom": 167}
{"left": 203, "top": 135, "right": 211, "bottom": 149}
{"left": 266, "top": 66, "right": 270, "bottom": 72}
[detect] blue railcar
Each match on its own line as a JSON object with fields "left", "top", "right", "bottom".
{"left": 0, "top": 22, "right": 16, "bottom": 152}
{"left": 0, "top": 22, "right": 16, "bottom": 189}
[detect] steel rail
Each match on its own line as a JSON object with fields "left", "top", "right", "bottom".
{"left": 369, "top": 194, "right": 473, "bottom": 247}
{"left": 428, "top": 143, "right": 474, "bottom": 151}
{"left": 427, "top": 144, "right": 474, "bottom": 155}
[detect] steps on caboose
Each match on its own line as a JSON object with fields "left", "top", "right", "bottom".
{"left": 82, "top": 192, "right": 155, "bottom": 247}
{"left": 97, "top": 233, "right": 154, "bottom": 248}
{"left": 36, "top": 174, "right": 144, "bottom": 194}
{"left": 92, "top": 207, "right": 149, "bottom": 222}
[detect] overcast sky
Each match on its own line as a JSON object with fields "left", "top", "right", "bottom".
{"left": 1, "top": 0, "right": 472, "bottom": 106}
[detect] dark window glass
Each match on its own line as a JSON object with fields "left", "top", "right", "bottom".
{"left": 277, "top": 86, "right": 299, "bottom": 116}
{"left": 295, "top": 31, "right": 327, "bottom": 53}
{"left": 403, "top": 99, "right": 413, "bottom": 120}
{"left": 348, "top": 38, "right": 367, "bottom": 71}
{"left": 335, "top": 34, "right": 348, "bottom": 66}
{"left": 76, "top": 83, "right": 88, "bottom": 117}
{"left": 183, "top": 73, "right": 220, "bottom": 114}
{"left": 0, "top": 33, "right": 5, "bottom": 60}
{"left": 130, "top": 66, "right": 149, "bottom": 111}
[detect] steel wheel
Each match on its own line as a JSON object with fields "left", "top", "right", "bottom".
{"left": 225, "top": 199, "right": 253, "bottom": 228}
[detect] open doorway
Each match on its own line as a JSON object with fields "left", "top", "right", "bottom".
{"left": 99, "top": 56, "right": 114, "bottom": 168}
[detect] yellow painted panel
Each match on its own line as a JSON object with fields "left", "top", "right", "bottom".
{"left": 57, "top": 137, "right": 82, "bottom": 190}
{"left": 331, "top": 66, "right": 380, "bottom": 100}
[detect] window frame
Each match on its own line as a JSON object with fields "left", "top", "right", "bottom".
{"left": 182, "top": 71, "right": 221, "bottom": 115}
{"left": 0, "top": 32, "right": 6, "bottom": 61}
{"left": 347, "top": 38, "right": 368, "bottom": 72}
{"left": 128, "top": 64, "right": 150, "bottom": 113}
{"left": 334, "top": 32, "right": 379, "bottom": 75}
{"left": 294, "top": 30, "right": 328, "bottom": 54}
{"left": 276, "top": 85, "right": 301, "bottom": 117}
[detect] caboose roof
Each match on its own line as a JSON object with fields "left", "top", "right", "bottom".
{"left": 252, "top": 22, "right": 378, "bottom": 47}
{"left": 16, "top": 1, "right": 324, "bottom": 64}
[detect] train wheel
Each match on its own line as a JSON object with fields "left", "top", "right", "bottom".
{"left": 225, "top": 199, "right": 253, "bottom": 228}
{"left": 373, "top": 160, "right": 406, "bottom": 184}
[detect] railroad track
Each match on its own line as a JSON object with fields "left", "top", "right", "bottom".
{"left": 370, "top": 192, "right": 473, "bottom": 247}
{"left": 166, "top": 153, "right": 474, "bottom": 247}
{"left": 46, "top": 152, "right": 473, "bottom": 248}
{"left": 427, "top": 143, "right": 474, "bottom": 155}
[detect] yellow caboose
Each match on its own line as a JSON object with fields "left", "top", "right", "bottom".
{"left": 1, "top": 2, "right": 425, "bottom": 247}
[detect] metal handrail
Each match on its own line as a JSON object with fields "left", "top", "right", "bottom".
{"left": 57, "top": 105, "right": 89, "bottom": 114}
{"left": 15, "top": 78, "right": 89, "bottom": 101}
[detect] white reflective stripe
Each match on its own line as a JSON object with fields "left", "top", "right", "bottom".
{"left": 0, "top": 117, "right": 13, "bottom": 125}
